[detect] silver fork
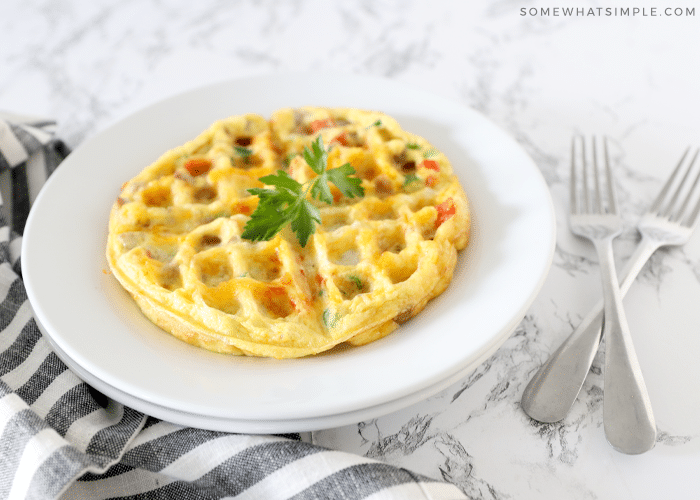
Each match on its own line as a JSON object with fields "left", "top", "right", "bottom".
{"left": 531, "top": 136, "right": 657, "bottom": 454}
{"left": 521, "top": 145, "right": 700, "bottom": 432}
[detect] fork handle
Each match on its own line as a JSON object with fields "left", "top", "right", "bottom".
{"left": 521, "top": 235, "right": 659, "bottom": 423}
{"left": 595, "top": 237, "right": 656, "bottom": 454}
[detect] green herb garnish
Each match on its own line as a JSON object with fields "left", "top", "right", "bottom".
{"left": 234, "top": 146, "right": 254, "bottom": 165}
{"left": 348, "top": 275, "right": 362, "bottom": 289}
{"left": 423, "top": 147, "right": 438, "bottom": 158}
{"left": 241, "top": 137, "right": 364, "bottom": 247}
{"left": 323, "top": 308, "right": 341, "bottom": 329}
{"left": 406, "top": 143, "right": 421, "bottom": 150}
{"left": 235, "top": 146, "right": 253, "bottom": 157}
{"left": 403, "top": 173, "right": 421, "bottom": 193}
{"left": 403, "top": 174, "right": 420, "bottom": 186}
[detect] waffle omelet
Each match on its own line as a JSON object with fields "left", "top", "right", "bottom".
{"left": 106, "top": 107, "right": 470, "bottom": 358}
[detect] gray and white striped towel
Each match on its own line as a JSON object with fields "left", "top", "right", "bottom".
{"left": 0, "top": 113, "right": 467, "bottom": 500}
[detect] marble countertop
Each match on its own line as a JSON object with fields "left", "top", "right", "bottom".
{"left": 3, "top": 0, "right": 700, "bottom": 498}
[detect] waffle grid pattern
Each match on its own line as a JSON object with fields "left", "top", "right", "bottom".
{"left": 107, "top": 107, "right": 470, "bottom": 358}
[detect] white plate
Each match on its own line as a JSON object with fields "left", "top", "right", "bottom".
{"left": 22, "top": 73, "right": 555, "bottom": 433}
{"left": 37, "top": 324, "right": 508, "bottom": 433}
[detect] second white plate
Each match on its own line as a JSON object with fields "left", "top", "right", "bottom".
{"left": 23, "top": 73, "right": 555, "bottom": 432}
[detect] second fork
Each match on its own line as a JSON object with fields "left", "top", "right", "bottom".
{"left": 569, "top": 136, "right": 656, "bottom": 454}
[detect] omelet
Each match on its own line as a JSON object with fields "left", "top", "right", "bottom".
{"left": 106, "top": 107, "right": 470, "bottom": 358}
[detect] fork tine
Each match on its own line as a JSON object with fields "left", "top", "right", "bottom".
{"left": 592, "top": 137, "right": 602, "bottom": 213}
{"left": 572, "top": 136, "right": 617, "bottom": 215}
{"left": 570, "top": 137, "right": 578, "bottom": 215}
{"left": 571, "top": 136, "right": 585, "bottom": 215}
{"left": 603, "top": 137, "right": 617, "bottom": 214}
{"left": 677, "top": 149, "right": 700, "bottom": 227}
{"left": 582, "top": 137, "right": 590, "bottom": 213}
{"left": 648, "top": 147, "right": 690, "bottom": 215}
{"left": 662, "top": 148, "right": 698, "bottom": 219}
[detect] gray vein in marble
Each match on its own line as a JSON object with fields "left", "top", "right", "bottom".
{"left": 347, "top": 314, "right": 549, "bottom": 497}
{"left": 459, "top": 47, "right": 499, "bottom": 116}
{"left": 634, "top": 248, "right": 676, "bottom": 291}
{"left": 509, "top": 130, "right": 563, "bottom": 186}
{"left": 360, "top": 25, "right": 439, "bottom": 77}
{"left": 656, "top": 431, "right": 693, "bottom": 447}
{"left": 523, "top": 352, "right": 604, "bottom": 466}
{"left": 351, "top": 312, "right": 602, "bottom": 497}
{"left": 456, "top": 315, "right": 544, "bottom": 406}
{"left": 434, "top": 433, "right": 508, "bottom": 500}
{"left": 357, "top": 414, "right": 510, "bottom": 498}
{"left": 234, "top": 48, "right": 282, "bottom": 68}
{"left": 552, "top": 243, "right": 595, "bottom": 278}
{"left": 361, "top": 414, "right": 434, "bottom": 459}
{"left": 522, "top": 307, "right": 696, "bottom": 461}
{"left": 48, "top": 4, "right": 117, "bottom": 57}
{"left": 494, "top": 318, "right": 604, "bottom": 465}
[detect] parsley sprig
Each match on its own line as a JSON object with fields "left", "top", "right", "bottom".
{"left": 241, "top": 137, "right": 364, "bottom": 247}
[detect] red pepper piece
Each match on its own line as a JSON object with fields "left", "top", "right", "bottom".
{"left": 184, "top": 158, "right": 212, "bottom": 176}
{"left": 331, "top": 131, "right": 349, "bottom": 146}
{"left": 309, "top": 119, "right": 335, "bottom": 133}
{"left": 435, "top": 197, "right": 456, "bottom": 227}
{"left": 422, "top": 159, "right": 440, "bottom": 171}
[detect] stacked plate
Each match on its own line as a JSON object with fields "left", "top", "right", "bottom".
{"left": 22, "top": 74, "right": 555, "bottom": 433}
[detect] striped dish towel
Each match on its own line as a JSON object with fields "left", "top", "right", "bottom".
{"left": 0, "top": 113, "right": 467, "bottom": 500}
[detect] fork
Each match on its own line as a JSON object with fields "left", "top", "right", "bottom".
{"left": 521, "top": 144, "right": 700, "bottom": 433}
{"left": 533, "top": 136, "right": 657, "bottom": 454}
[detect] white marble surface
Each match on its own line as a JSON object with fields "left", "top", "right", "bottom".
{"left": 3, "top": 0, "right": 700, "bottom": 497}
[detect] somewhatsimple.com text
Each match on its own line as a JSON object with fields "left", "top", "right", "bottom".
{"left": 520, "top": 7, "right": 695, "bottom": 17}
